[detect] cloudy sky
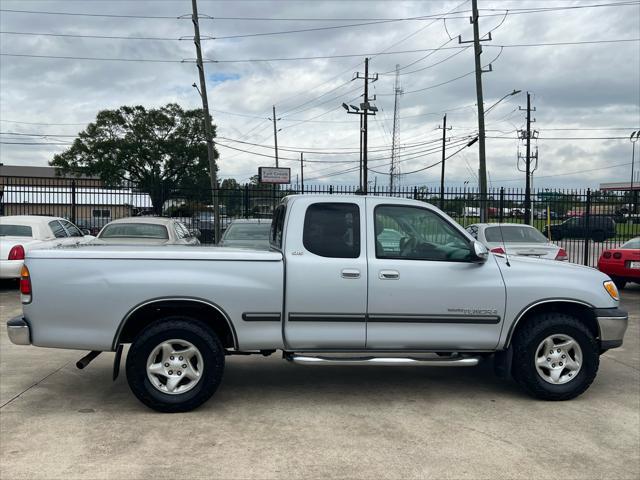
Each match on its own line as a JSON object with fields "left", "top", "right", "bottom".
{"left": 1, "top": 0, "right": 639, "bottom": 189}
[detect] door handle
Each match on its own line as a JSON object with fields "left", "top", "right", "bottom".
{"left": 379, "top": 270, "right": 400, "bottom": 280}
{"left": 341, "top": 269, "right": 361, "bottom": 279}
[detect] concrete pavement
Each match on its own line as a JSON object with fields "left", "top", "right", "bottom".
{"left": 0, "top": 281, "right": 638, "bottom": 479}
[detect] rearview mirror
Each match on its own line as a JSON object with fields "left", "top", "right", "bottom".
{"left": 472, "top": 241, "right": 489, "bottom": 263}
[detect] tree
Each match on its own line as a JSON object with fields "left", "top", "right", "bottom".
{"left": 51, "top": 103, "right": 218, "bottom": 214}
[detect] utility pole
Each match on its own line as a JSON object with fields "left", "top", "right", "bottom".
{"left": 300, "top": 152, "right": 304, "bottom": 194}
{"left": 518, "top": 92, "right": 538, "bottom": 225}
{"left": 191, "top": 0, "right": 220, "bottom": 243}
{"left": 271, "top": 105, "right": 279, "bottom": 168}
{"left": 343, "top": 59, "right": 378, "bottom": 193}
{"left": 390, "top": 64, "right": 403, "bottom": 191}
{"left": 437, "top": 114, "right": 452, "bottom": 209}
{"left": 459, "top": 0, "right": 493, "bottom": 221}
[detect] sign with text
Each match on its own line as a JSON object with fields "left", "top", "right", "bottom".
{"left": 259, "top": 167, "right": 291, "bottom": 184}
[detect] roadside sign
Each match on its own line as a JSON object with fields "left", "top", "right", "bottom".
{"left": 259, "top": 167, "right": 291, "bottom": 184}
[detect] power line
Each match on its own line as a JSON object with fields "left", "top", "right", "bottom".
{"left": 2, "top": 39, "right": 637, "bottom": 64}
{"left": 1, "top": 2, "right": 636, "bottom": 21}
{"left": 0, "top": 31, "right": 185, "bottom": 41}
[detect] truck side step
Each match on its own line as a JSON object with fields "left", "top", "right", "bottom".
{"left": 285, "top": 353, "right": 480, "bottom": 367}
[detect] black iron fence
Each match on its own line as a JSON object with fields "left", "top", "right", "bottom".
{"left": 1, "top": 175, "right": 638, "bottom": 266}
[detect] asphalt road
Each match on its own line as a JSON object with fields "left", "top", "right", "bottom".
{"left": 0, "top": 280, "right": 638, "bottom": 479}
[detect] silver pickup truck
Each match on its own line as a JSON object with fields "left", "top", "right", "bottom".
{"left": 8, "top": 195, "right": 628, "bottom": 412}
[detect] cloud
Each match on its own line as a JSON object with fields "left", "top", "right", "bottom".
{"left": 0, "top": 0, "right": 639, "bottom": 189}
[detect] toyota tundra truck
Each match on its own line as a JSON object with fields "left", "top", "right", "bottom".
{"left": 7, "top": 195, "right": 628, "bottom": 412}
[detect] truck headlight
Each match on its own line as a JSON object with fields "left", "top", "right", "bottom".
{"left": 603, "top": 280, "right": 619, "bottom": 301}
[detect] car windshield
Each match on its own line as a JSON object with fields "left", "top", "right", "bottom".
{"left": 0, "top": 225, "right": 33, "bottom": 237}
{"left": 99, "top": 223, "right": 169, "bottom": 239}
{"left": 223, "top": 223, "right": 270, "bottom": 241}
{"left": 621, "top": 238, "right": 640, "bottom": 249}
{"left": 485, "top": 226, "right": 548, "bottom": 243}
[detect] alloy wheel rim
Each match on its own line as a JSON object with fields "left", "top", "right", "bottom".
{"left": 146, "top": 339, "right": 204, "bottom": 395}
{"left": 534, "top": 334, "right": 583, "bottom": 385}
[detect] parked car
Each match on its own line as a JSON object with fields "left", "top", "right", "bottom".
{"left": 542, "top": 215, "right": 617, "bottom": 242}
{"left": 219, "top": 219, "right": 271, "bottom": 249}
{"left": 0, "top": 215, "right": 94, "bottom": 279}
{"left": 597, "top": 237, "right": 640, "bottom": 289}
{"left": 8, "top": 195, "right": 628, "bottom": 412}
{"left": 92, "top": 217, "right": 199, "bottom": 245}
{"left": 466, "top": 223, "right": 567, "bottom": 261}
{"left": 75, "top": 217, "right": 111, "bottom": 236}
{"left": 533, "top": 209, "right": 559, "bottom": 220}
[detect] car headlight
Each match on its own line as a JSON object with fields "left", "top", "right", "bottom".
{"left": 603, "top": 280, "right": 619, "bottom": 301}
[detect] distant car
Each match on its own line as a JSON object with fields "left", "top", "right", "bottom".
{"left": 219, "top": 219, "right": 271, "bottom": 249}
{"left": 597, "top": 237, "right": 640, "bottom": 289}
{"left": 466, "top": 223, "right": 567, "bottom": 261}
{"left": 533, "top": 209, "right": 559, "bottom": 220}
{"left": 75, "top": 217, "right": 111, "bottom": 236}
{"left": 542, "top": 215, "right": 617, "bottom": 242}
{"left": 92, "top": 217, "right": 199, "bottom": 245}
{"left": 0, "top": 215, "right": 94, "bottom": 279}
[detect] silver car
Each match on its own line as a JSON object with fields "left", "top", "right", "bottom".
{"left": 93, "top": 217, "right": 200, "bottom": 245}
{"left": 466, "top": 223, "right": 567, "bottom": 260}
{"left": 219, "top": 219, "right": 271, "bottom": 249}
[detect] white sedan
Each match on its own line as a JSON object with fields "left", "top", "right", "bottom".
{"left": 0, "top": 215, "right": 94, "bottom": 279}
{"left": 466, "top": 223, "right": 567, "bottom": 261}
{"left": 91, "top": 217, "right": 200, "bottom": 245}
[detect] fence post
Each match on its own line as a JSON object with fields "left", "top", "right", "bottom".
{"left": 243, "top": 184, "right": 249, "bottom": 219}
{"left": 583, "top": 188, "right": 591, "bottom": 266}
{"left": 499, "top": 187, "right": 504, "bottom": 223}
{"left": 330, "top": 185, "right": 334, "bottom": 194}
{"left": 413, "top": 186, "right": 418, "bottom": 200}
{"left": 71, "top": 179, "right": 76, "bottom": 224}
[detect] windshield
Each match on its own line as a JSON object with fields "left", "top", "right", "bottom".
{"left": 0, "top": 225, "right": 33, "bottom": 237}
{"left": 485, "top": 225, "right": 548, "bottom": 243}
{"left": 99, "top": 223, "right": 169, "bottom": 239}
{"left": 621, "top": 237, "right": 640, "bottom": 249}
{"left": 223, "top": 223, "right": 270, "bottom": 241}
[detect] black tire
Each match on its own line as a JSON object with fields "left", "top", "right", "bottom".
{"left": 126, "top": 317, "right": 225, "bottom": 413}
{"left": 511, "top": 313, "right": 599, "bottom": 401}
{"left": 612, "top": 277, "right": 627, "bottom": 290}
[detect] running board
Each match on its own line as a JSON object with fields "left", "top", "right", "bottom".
{"left": 285, "top": 354, "right": 480, "bottom": 367}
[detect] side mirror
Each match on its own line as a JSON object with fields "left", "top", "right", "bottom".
{"left": 81, "top": 229, "right": 91, "bottom": 236}
{"left": 472, "top": 240, "right": 489, "bottom": 263}
{"left": 189, "top": 228, "right": 201, "bottom": 239}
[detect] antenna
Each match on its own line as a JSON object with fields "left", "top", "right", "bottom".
{"left": 497, "top": 221, "right": 511, "bottom": 267}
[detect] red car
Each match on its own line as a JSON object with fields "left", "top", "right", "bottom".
{"left": 597, "top": 237, "right": 640, "bottom": 289}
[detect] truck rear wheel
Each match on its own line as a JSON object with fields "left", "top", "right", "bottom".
{"left": 511, "top": 313, "right": 599, "bottom": 401}
{"left": 125, "top": 317, "right": 225, "bottom": 413}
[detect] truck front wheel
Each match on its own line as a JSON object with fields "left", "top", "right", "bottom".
{"left": 125, "top": 317, "right": 225, "bottom": 412}
{"left": 512, "top": 313, "right": 599, "bottom": 401}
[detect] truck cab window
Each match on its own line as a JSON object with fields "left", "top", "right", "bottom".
{"left": 303, "top": 203, "right": 360, "bottom": 258}
{"left": 375, "top": 205, "right": 471, "bottom": 261}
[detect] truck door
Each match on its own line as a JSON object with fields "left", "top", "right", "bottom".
{"left": 283, "top": 198, "right": 367, "bottom": 349}
{"left": 366, "top": 200, "right": 506, "bottom": 350}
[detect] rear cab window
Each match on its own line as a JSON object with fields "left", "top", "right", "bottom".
{"left": 270, "top": 204, "right": 287, "bottom": 250}
{"left": 303, "top": 203, "right": 360, "bottom": 258}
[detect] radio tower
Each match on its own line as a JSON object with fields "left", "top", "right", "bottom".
{"left": 389, "top": 64, "right": 403, "bottom": 190}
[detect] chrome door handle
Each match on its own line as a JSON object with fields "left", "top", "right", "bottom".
{"left": 341, "top": 269, "right": 361, "bottom": 279}
{"left": 379, "top": 270, "right": 400, "bottom": 280}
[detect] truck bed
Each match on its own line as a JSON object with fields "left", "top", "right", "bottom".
{"left": 24, "top": 245, "right": 284, "bottom": 351}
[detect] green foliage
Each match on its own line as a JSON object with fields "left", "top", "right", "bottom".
{"left": 50, "top": 103, "right": 217, "bottom": 213}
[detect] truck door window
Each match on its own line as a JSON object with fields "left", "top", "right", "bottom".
{"left": 303, "top": 203, "right": 360, "bottom": 258}
{"left": 375, "top": 205, "right": 471, "bottom": 261}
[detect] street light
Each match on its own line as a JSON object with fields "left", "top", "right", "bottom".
{"left": 485, "top": 89, "right": 522, "bottom": 115}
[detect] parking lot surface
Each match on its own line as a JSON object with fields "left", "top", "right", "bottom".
{"left": 0, "top": 281, "right": 638, "bottom": 479}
